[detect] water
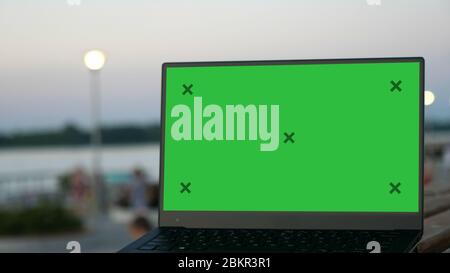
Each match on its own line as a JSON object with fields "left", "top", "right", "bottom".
{"left": 0, "top": 144, "right": 160, "bottom": 179}
{"left": 0, "top": 144, "right": 160, "bottom": 201}
{"left": 0, "top": 141, "right": 448, "bottom": 197}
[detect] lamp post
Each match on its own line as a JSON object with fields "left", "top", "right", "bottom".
{"left": 83, "top": 49, "right": 107, "bottom": 215}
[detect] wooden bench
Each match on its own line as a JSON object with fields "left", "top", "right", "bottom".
{"left": 417, "top": 184, "right": 450, "bottom": 252}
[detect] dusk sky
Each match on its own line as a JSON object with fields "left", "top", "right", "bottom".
{"left": 0, "top": 0, "right": 449, "bottom": 132}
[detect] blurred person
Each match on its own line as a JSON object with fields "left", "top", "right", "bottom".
{"left": 147, "top": 184, "right": 159, "bottom": 208}
{"left": 424, "top": 160, "right": 433, "bottom": 186}
{"left": 443, "top": 145, "right": 450, "bottom": 184}
{"left": 116, "top": 184, "right": 131, "bottom": 208}
{"left": 69, "top": 167, "right": 91, "bottom": 215}
{"left": 130, "top": 167, "right": 149, "bottom": 215}
{"left": 128, "top": 216, "right": 152, "bottom": 240}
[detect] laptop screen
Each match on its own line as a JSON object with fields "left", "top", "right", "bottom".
{"left": 162, "top": 59, "right": 421, "bottom": 213}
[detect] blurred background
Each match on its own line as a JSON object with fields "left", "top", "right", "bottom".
{"left": 0, "top": 0, "right": 449, "bottom": 252}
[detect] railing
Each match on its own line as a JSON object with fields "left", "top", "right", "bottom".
{"left": 0, "top": 169, "right": 145, "bottom": 209}
{"left": 0, "top": 171, "right": 61, "bottom": 207}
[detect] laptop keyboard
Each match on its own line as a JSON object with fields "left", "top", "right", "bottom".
{"left": 138, "top": 229, "right": 405, "bottom": 252}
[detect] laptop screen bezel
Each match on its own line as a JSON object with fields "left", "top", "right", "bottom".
{"left": 159, "top": 57, "right": 424, "bottom": 230}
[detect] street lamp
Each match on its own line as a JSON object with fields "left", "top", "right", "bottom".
{"left": 84, "top": 49, "right": 107, "bottom": 214}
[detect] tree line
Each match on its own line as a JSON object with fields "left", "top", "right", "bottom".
{"left": 0, "top": 123, "right": 160, "bottom": 148}
{"left": 0, "top": 121, "right": 447, "bottom": 148}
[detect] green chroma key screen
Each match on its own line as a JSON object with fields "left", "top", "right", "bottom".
{"left": 163, "top": 60, "right": 421, "bottom": 212}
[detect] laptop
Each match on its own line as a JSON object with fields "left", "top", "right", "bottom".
{"left": 121, "top": 58, "right": 424, "bottom": 253}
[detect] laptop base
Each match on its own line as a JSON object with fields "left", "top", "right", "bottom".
{"left": 120, "top": 227, "right": 421, "bottom": 253}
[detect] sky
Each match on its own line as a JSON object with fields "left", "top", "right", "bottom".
{"left": 0, "top": 0, "right": 449, "bottom": 132}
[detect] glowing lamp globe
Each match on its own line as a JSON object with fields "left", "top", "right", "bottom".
{"left": 84, "top": 50, "right": 106, "bottom": 71}
{"left": 424, "top": 90, "right": 435, "bottom": 106}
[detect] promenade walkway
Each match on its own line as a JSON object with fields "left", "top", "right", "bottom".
{"left": 0, "top": 208, "right": 158, "bottom": 253}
